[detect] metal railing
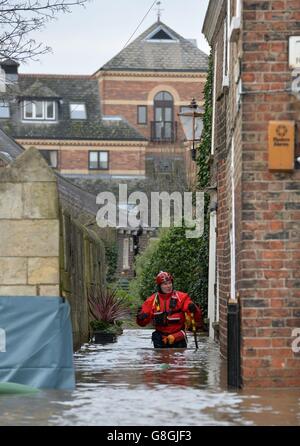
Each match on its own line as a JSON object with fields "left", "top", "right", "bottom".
{"left": 151, "top": 121, "right": 177, "bottom": 143}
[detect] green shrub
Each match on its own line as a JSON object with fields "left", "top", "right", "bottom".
{"left": 105, "top": 243, "right": 118, "bottom": 283}
{"left": 130, "top": 225, "right": 208, "bottom": 315}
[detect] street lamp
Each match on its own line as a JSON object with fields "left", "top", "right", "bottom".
{"left": 179, "top": 98, "right": 204, "bottom": 161}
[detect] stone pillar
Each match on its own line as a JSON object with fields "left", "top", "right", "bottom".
{"left": 0, "top": 147, "right": 60, "bottom": 296}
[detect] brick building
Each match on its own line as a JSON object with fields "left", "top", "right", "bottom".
{"left": 95, "top": 20, "right": 208, "bottom": 182}
{"left": 0, "top": 20, "right": 208, "bottom": 182}
{"left": 203, "top": 0, "right": 300, "bottom": 387}
{"left": 0, "top": 65, "right": 147, "bottom": 178}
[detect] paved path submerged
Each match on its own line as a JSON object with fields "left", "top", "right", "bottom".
{"left": 0, "top": 329, "right": 299, "bottom": 426}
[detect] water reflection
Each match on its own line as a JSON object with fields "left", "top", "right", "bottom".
{"left": 0, "top": 329, "right": 299, "bottom": 426}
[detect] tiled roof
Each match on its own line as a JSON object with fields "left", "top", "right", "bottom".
{"left": 3, "top": 120, "right": 145, "bottom": 141}
{"left": 18, "top": 80, "right": 61, "bottom": 99}
{"left": 0, "top": 127, "right": 24, "bottom": 159}
{"left": 0, "top": 75, "right": 145, "bottom": 141}
{"left": 99, "top": 21, "right": 208, "bottom": 72}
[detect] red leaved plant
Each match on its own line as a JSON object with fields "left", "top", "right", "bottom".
{"left": 88, "top": 285, "right": 131, "bottom": 331}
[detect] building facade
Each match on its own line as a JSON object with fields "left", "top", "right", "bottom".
{"left": 0, "top": 20, "right": 208, "bottom": 182}
{"left": 95, "top": 21, "right": 207, "bottom": 181}
{"left": 203, "top": 0, "right": 300, "bottom": 386}
{"left": 0, "top": 66, "right": 147, "bottom": 178}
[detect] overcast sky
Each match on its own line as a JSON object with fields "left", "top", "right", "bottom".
{"left": 21, "top": 0, "right": 210, "bottom": 75}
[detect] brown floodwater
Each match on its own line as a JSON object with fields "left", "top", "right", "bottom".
{"left": 0, "top": 329, "right": 299, "bottom": 426}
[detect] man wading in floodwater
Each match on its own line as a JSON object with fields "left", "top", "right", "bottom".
{"left": 136, "top": 271, "right": 203, "bottom": 348}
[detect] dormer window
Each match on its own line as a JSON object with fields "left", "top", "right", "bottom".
{"left": 150, "top": 29, "right": 173, "bottom": 40}
{"left": 70, "top": 103, "right": 87, "bottom": 120}
{"left": 145, "top": 25, "right": 178, "bottom": 43}
{"left": 23, "top": 100, "right": 55, "bottom": 121}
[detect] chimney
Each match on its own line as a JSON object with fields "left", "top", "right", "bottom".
{"left": 0, "top": 59, "right": 19, "bottom": 87}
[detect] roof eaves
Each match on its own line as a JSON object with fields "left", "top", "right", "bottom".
{"left": 202, "top": 0, "right": 224, "bottom": 44}
{"left": 99, "top": 67, "right": 208, "bottom": 73}
{"left": 16, "top": 135, "right": 147, "bottom": 142}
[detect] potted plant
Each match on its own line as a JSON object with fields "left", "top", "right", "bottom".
{"left": 88, "top": 285, "right": 131, "bottom": 344}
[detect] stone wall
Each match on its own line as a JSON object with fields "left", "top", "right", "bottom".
{"left": 0, "top": 147, "right": 60, "bottom": 296}
{"left": 59, "top": 208, "right": 107, "bottom": 350}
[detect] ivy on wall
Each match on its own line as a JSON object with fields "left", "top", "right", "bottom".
{"left": 197, "top": 51, "right": 213, "bottom": 190}
{"left": 105, "top": 243, "right": 118, "bottom": 283}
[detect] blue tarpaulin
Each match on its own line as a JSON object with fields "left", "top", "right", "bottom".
{"left": 0, "top": 296, "right": 75, "bottom": 389}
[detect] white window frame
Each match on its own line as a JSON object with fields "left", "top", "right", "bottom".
{"left": 236, "top": 78, "right": 242, "bottom": 108}
{"left": 45, "top": 101, "right": 55, "bottom": 120}
{"left": 0, "top": 68, "right": 5, "bottom": 93}
{"left": 229, "top": 0, "right": 242, "bottom": 42}
{"left": 40, "top": 150, "right": 58, "bottom": 168}
{"left": 0, "top": 101, "right": 10, "bottom": 118}
{"left": 222, "top": 13, "right": 229, "bottom": 89}
{"left": 137, "top": 105, "right": 147, "bottom": 124}
{"left": 88, "top": 151, "right": 109, "bottom": 170}
{"left": 236, "top": 0, "right": 242, "bottom": 19}
{"left": 69, "top": 103, "right": 87, "bottom": 120}
{"left": 23, "top": 100, "right": 56, "bottom": 121}
{"left": 208, "top": 208, "right": 217, "bottom": 339}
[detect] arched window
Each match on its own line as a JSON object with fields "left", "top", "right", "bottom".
{"left": 152, "top": 91, "right": 175, "bottom": 141}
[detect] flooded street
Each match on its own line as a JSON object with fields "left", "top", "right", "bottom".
{"left": 0, "top": 329, "right": 300, "bottom": 426}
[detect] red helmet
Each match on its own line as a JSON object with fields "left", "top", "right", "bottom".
{"left": 155, "top": 271, "right": 174, "bottom": 285}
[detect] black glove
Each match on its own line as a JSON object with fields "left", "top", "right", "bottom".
{"left": 137, "top": 312, "right": 149, "bottom": 321}
{"left": 188, "top": 303, "right": 196, "bottom": 313}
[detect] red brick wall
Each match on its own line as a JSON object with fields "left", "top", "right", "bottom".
{"left": 239, "top": 0, "right": 300, "bottom": 387}
{"left": 110, "top": 150, "right": 145, "bottom": 171}
{"left": 58, "top": 148, "right": 145, "bottom": 173}
{"left": 100, "top": 74, "right": 206, "bottom": 143}
{"left": 60, "top": 150, "right": 88, "bottom": 170}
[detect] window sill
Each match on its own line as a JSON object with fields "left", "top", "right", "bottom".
{"left": 22, "top": 119, "right": 57, "bottom": 123}
{"left": 88, "top": 168, "right": 109, "bottom": 171}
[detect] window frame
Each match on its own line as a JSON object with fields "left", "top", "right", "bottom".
{"left": 88, "top": 150, "right": 109, "bottom": 171}
{"left": 69, "top": 103, "right": 87, "bottom": 120}
{"left": 137, "top": 105, "right": 147, "bottom": 124}
{"left": 0, "top": 101, "right": 10, "bottom": 118}
{"left": 23, "top": 100, "right": 56, "bottom": 121}
{"left": 39, "top": 149, "right": 58, "bottom": 168}
{"left": 222, "top": 14, "right": 229, "bottom": 88}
